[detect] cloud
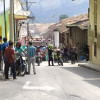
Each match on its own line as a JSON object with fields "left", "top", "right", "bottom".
{"left": 34, "top": 0, "right": 62, "bottom": 11}
{"left": 72, "top": 0, "right": 89, "bottom": 4}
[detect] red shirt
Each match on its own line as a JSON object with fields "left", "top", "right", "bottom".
{"left": 5, "top": 47, "right": 15, "bottom": 63}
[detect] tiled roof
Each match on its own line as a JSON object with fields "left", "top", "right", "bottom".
{"left": 42, "top": 30, "right": 53, "bottom": 40}
{"left": 66, "top": 20, "right": 89, "bottom": 29}
{"left": 46, "top": 13, "right": 88, "bottom": 36}
{"left": 48, "top": 22, "right": 68, "bottom": 33}
{"left": 61, "top": 13, "right": 88, "bottom": 26}
{"left": 78, "top": 20, "right": 89, "bottom": 29}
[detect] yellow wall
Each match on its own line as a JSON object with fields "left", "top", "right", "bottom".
{"left": 89, "top": 0, "right": 100, "bottom": 64}
{"left": 97, "top": 0, "right": 100, "bottom": 35}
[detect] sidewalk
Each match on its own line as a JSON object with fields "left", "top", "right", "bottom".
{"left": 78, "top": 61, "right": 100, "bottom": 72}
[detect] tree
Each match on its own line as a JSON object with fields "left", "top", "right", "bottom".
{"left": 59, "top": 14, "right": 69, "bottom": 21}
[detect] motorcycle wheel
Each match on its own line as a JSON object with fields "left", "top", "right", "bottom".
{"left": 60, "top": 59, "right": 63, "bottom": 66}
{"left": 58, "top": 59, "right": 63, "bottom": 66}
{"left": 20, "top": 65, "right": 26, "bottom": 76}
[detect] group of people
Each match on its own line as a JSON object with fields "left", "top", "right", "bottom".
{"left": 0, "top": 36, "right": 36, "bottom": 80}
{"left": 61, "top": 46, "right": 78, "bottom": 61}
{"left": 47, "top": 44, "right": 79, "bottom": 66}
{"left": 47, "top": 44, "right": 63, "bottom": 66}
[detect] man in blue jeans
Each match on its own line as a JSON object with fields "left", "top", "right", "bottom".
{"left": 0, "top": 36, "right": 2, "bottom": 71}
{"left": 27, "top": 41, "right": 36, "bottom": 74}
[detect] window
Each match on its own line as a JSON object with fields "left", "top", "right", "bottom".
{"left": 95, "top": 24, "right": 97, "bottom": 38}
{"left": 94, "top": 42, "right": 97, "bottom": 57}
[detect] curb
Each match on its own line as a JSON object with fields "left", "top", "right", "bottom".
{"left": 78, "top": 64, "right": 100, "bottom": 72}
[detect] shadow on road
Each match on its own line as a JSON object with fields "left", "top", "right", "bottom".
{"left": 61, "top": 67, "right": 100, "bottom": 88}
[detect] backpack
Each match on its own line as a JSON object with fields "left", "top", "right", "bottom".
{"left": 0, "top": 43, "right": 1, "bottom": 58}
{"left": 3, "top": 43, "right": 8, "bottom": 55}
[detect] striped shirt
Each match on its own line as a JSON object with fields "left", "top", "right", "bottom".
{"left": 27, "top": 46, "right": 36, "bottom": 58}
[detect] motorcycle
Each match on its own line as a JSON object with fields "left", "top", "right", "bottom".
{"left": 16, "top": 53, "right": 27, "bottom": 76}
{"left": 54, "top": 50, "right": 63, "bottom": 66}
{"left": 36, "top": 52, "right": 41, "bottom": 66}
{"left": 58, "top": 54, "right": 63, "bottom": 66}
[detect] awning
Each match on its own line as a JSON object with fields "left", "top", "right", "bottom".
{"left": 14, "top": 11, "right": 30, "bottom": 20}
{"left": 14, "top": 15, "right": 28, "bottom": 20}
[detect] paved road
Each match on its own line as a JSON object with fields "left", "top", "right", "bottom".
{"left": 0, "top": 62, "right": 100, "bottom": 100}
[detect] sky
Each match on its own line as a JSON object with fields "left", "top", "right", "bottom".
{"left": 0, "top": 0, "right": 10, "bottom": 14}
{"left": 0, "top": 0, "right": 89, "bottom": 23}
{"left": 30, "top": 0, "right": 89, "bottom": 23}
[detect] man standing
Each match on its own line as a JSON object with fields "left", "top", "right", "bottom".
{"left": 0, "top": 36, "right": 2, "bottom": 71}
{"left": 48, "top": 44, "right": 54, "bottom": 66}
{"left": 27, "top": 41, "right": 36, "bottom": 74}
{"left": 5, "top": 41, "right": 16, "bottom": 79}
{"left": 1, "top": 37, "right": 9, "bottom": 61}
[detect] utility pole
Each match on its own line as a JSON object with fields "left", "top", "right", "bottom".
{"left": 26, "top": 0, "right": 29, "bottom": 37}
{"left": 25, "top": 0, "right": 36, "bottom": 39}
{"left": 3, "top": 0, "right": 6, "bottom": 37}
{"left": 10, "top": 0, "right": 14, "bottom": 41}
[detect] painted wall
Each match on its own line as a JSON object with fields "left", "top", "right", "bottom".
{"left": 89, "top": 0, "right": 100, "bottom": 64}
{"left": 0, "top": 10, "right": 10, "bottom": 41}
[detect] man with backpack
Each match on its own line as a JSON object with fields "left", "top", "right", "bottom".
{"left": 1, "top": 37, "right": 9, "bottom": 61}
{"left": 1, "top": 37, "right": 9, "bottom": 74}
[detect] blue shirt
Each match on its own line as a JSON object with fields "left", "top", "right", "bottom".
{"left": 15, "top": 47, "right": 23, "bottom": 54}
{"left": 1, "top": 42, "right": 9, "bottom": 52}
{"left": 15, "top": 47, "right": 23, "bottom": 59}
{"left": 1, "top": 42, "right": 9, "bottom": 59}
{"left": 81, "top": 56, "right": 84, "bottom": 61}
{"left": 27, "top": 46, "right": 36, "bottom": 58}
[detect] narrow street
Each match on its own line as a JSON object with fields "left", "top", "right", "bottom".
{"left": 0, "top": 62, "right": 100, "bottom": 100}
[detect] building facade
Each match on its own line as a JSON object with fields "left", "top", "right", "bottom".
{"left": 0, "top": 10, "right": 10, "bottom": 41}
{"left": 89, "top": 0, "right": 100, "bottom": 64}
{"left": 0, "top": 0, "right": 30, "bottom": 45}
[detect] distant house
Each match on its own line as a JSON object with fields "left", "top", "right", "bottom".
{"left": 62, "top": 14, "right": 89, "bottom": 58}
{"left": 45, "top": 13, "right": 89, "bottom": 59}
{"left": 47, "top": 22, "right": 68, "bottom": 48}
{"left": 89, "top": 0, "right": 100, "bottom": 64}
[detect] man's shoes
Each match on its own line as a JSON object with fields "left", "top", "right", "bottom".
{"left": 5, "top": 78, "right": 10, "bottom": 80}
{"left": 34, "top": 73, "right": 36, "bottom": 74}
{"left": 28, "top": 72, "right": 30, "bottom": 75}
{"left": 26, "top": 72, "right": 28, "bottom": 74}
{"left": 13, "top": 77, "right": 17, "bottom": 80}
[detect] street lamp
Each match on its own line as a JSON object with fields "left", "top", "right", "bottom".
{"left": 10, "top": 0, "right": 14, "bottom": 41}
